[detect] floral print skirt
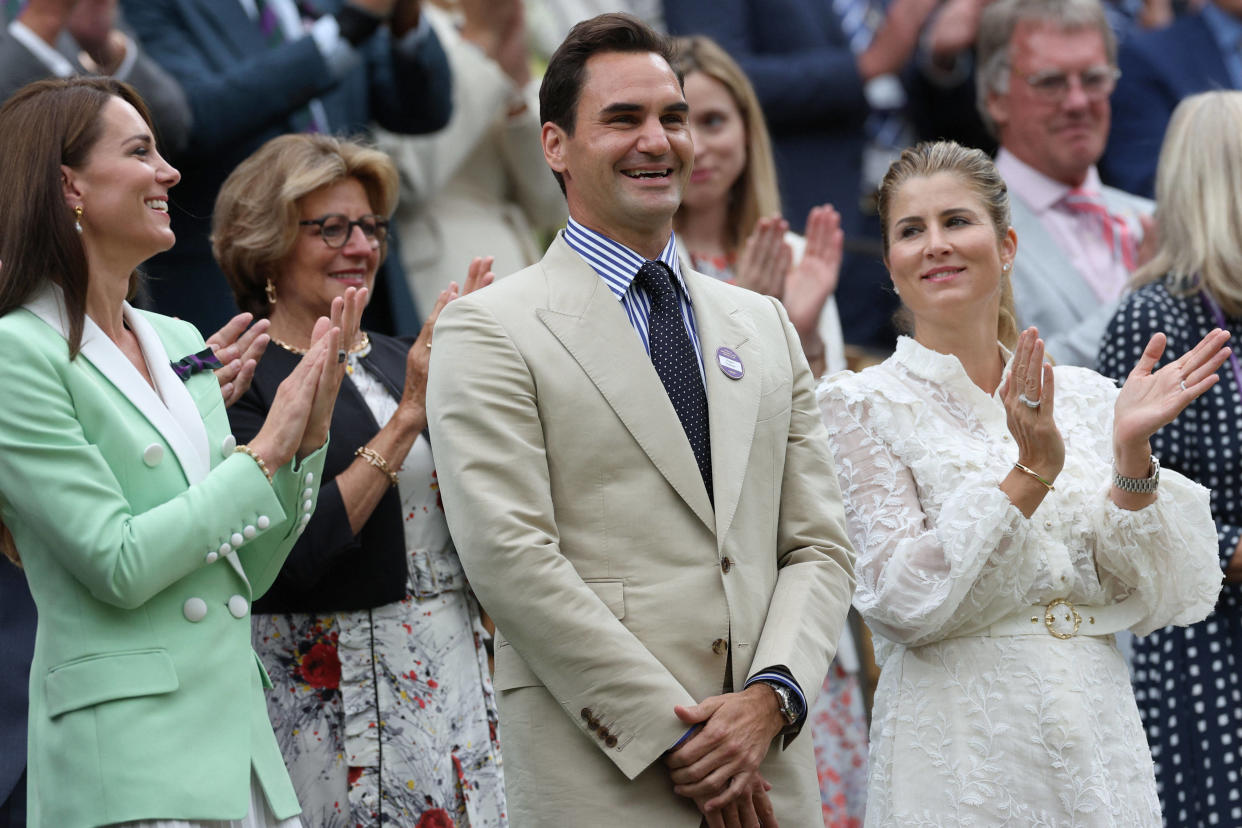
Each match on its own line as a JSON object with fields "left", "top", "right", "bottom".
{"left": 253, "top": 590, "right": 505, "bottom": 828}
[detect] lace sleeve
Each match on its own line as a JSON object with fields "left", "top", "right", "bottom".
{"left": 820, "top": 383, "right": 1032, "bottom": 647}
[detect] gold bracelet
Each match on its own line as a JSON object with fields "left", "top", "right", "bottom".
{"left": 355, "top": 446, "right": 399, "bottom": 487}
{"left": 235, "top": 444, "right": 274, "bottom": 485}
{"left": 1013, "top": 462, "right": 1055, "bottom": 492}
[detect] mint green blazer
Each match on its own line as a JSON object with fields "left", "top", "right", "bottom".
{"left": 0, "top": 287, "right": 326, "bottom": 827}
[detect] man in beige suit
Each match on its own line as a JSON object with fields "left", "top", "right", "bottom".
{"left": 426, "top": 13, "right": 855, "bottom": 827}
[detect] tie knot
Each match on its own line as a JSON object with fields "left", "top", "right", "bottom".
{"left": 1061, "top": 188, "right": 1106, "bottom": 211}
{"left": 636, "top": 260, "right": 677, "bottom": 305}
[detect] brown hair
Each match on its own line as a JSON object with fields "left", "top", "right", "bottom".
{"left": 212, "top": 133, "right": 399, "bottom": 318}
{"left": 877, "top": 141, "right": 1020, "bottom": 349}
{"left": 539, "top": 12, "right": 680, "bottom": 193}
{"left": 0, "top": 77, "right": 153, "bottom": 358}
{"left": 671, "top": 35, "right": 781, "bottom": 253}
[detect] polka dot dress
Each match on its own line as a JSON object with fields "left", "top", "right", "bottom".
{"left": 1099, "top": 277, "right": 1242, "bottom": 828}
{"left": 636, "top": 260, "right": 713, "bottom": 501}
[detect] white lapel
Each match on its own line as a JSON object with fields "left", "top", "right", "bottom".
{"left": 23, "top": 285, "right": 211, "bottom": 485}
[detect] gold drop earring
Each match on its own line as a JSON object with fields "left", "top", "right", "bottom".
{"left": 74, "top": 206, "right": 83, "bottom": 234}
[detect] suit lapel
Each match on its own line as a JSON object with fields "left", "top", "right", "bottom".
{"left": 191, "top": 0, "right": 268, "bottom": 61}
{"left": 535, "top": 237, "right": 715, "bottom": 531}
{"left": 24, "top": 287, "right": 211, "bottom": 486}
{"left": 686, "top": 272, "right": 759, "bottom": 545}
{"left": 1010, "top": 193, "right": 1099, "bottom": 313}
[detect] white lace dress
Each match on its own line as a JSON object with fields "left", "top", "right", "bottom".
{"left": 817, "top": 337, "right": 1222, "bottom": 827}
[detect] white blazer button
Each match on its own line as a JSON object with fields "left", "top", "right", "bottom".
{"left": 227, "top": 595, "right": 249, "bottom": 618}
{"left": 302, "top": 488, "right": 314, "bottom": 499}
{"left": 204, "top": 551, "right": 219, "bottom": 564}
{"left": 218, "top": 542, "right": 232, "bottom": 556}
{"left": 304, "top": 472, "right": 315, "bottom": 485}
{"left": 256, "top": 515, "right": 270, "bottom": 530}
{"left": 183, "top": 597, "right": 208, "bottom": 622}
{"left": 230, "top": 532, "right": 244, "bottom": 547}
{"left": 300, "top": 513, "right": 311, "bottom": 527}
{"left": 243, "top": 525, "right": 257, "bottom": 539}
{"left": 142, "top": 444, "right": 164, "bottom": 467}
{"left": 221, "top": 434, "right": 237, "bottom": 456}
{"left": 302, "top": 499, "right": 313, "bottom": 513}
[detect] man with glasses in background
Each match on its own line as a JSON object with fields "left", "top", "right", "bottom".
{"left": 977, "top": 0, "right": 1151, "bottom": 367}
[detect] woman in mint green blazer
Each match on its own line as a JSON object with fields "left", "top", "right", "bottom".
{"left": 0, "top": 77, "right": 360, "bottom": 828}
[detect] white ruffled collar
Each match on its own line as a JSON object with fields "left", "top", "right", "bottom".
{"left": 890, "top": 335, "right": 1017, "bottom": 405}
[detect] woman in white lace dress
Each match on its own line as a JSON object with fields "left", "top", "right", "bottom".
{"left": 817, "top": 141, "right": 1229, "bottom": 826}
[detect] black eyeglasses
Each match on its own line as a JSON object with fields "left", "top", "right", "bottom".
{"left": 298, "top": 214, "right": 389, "bottom": 249}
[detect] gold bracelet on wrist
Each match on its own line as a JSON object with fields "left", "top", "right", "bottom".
{"left": 235, "top": 444, "right": 274, "bottom": 485}
{"left": 1013, "top": 462, "right": 1055, "bottom": 492}
{"left": 355, "top": 446, "right": 399, "bottom": 487}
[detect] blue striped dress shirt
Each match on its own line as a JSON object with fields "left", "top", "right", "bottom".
{"left": 561, "top": 218, "right": 807, "bottom": 739}
{"left": 562, "top": 218, "right": 706, "bottom": 385}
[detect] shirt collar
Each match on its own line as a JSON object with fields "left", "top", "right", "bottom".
{"left": 995, "top": 148, "right": 1104, "bottom": 214}
{"left": 1203, "top": 3, "right": 1242, "bottom": 54}
{"left": 562, "top": 217, "right": 688, "bottom": 302}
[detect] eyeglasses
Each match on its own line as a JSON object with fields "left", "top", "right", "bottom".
{"left": 1020, "top": 66, "right": 1121, "bottom": 103}
{"left": 298, "top": 214, "right": 389, "bottom": 249}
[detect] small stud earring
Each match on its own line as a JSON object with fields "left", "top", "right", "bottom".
{"left": 1002, "top": 262, "right": 1011, "bottom": 273}
{"left": 265, "top": 278, "right": 277, "bottom": 306}
{"left": 73, "top": 205, "right": 83, "bottom": 234}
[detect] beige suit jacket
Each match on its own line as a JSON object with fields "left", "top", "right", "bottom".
{"left": 426, "top": 234, "right": 856, "bottom": 827}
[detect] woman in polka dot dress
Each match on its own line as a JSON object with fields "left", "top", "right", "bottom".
{"left": 1099, "top": 91, "right": 1242, "bottom": 827}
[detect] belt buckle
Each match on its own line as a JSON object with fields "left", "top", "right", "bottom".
{"left": 1044, "top": 598, "right": 1082, "bottom": 639}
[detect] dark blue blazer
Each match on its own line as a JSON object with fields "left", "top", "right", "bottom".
{"left": 1101, "top": 11, "right": 1232, "bottom": 198}
{"left": 228, "top": 332, "right": 414, "bottom": 613}
{"left": 0, "top": 562, "right": 35, "bottom": 814}
{"left": 119, "top": 0, "right": 453, "bottom": 336}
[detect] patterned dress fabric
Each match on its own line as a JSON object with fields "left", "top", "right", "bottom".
{"left": 817, "top": 336, "right": 1222, "bottom": 827}
{"left": 253, "top": 350, "right": 505, "bottom": 828}
{"left": 1098, "top": 278, "right": 1242, "bottom": 828}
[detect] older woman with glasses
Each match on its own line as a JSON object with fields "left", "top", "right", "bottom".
{"left": 216, "top": 134, "right": 505, "bottom": 828}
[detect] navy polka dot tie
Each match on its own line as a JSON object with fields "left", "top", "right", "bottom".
{"left": 635, "top": 260, "right": 713, "bottom": 503}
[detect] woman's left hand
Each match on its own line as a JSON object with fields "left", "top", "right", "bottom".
{"left": 782, "top": 203, "right": 843, "bottom": 341}
{"left": 298, "top": 287, "right": 367, "bottom": 460}
{"left": 207, "top": 312, "right": 270, "bottom": 407}
{"left": 1113, "top": 328, "right": 1232, "bottom": 458}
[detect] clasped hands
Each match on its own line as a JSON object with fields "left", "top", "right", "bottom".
{"left": 663, "top": 684, "right": 786, "bottom": 828}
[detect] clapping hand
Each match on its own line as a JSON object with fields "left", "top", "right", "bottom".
{"left": 1113, "top": 329, "right": 1231, "bottom": 460}
{"left": 400, "top": 257, "right": 496, "bottom": 428}
{"left": 297, "top": 287, "right": 367, "bottom": 459}
{"left": 998, "top": 328, "right": 1064, "bottom": 485}
{"left": 735, "top": 217, "right": 791, "bottom": 298}
{"left": 207, "top": 312, "right": 270, "bottom": 407}
{"left": 782, "top": 204, "right": 842, "bottom": 342}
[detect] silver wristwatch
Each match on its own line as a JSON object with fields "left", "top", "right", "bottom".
{"left": 1113, "top": 455, "right": 1160, "bottom": 494}
{"left": 762, "top": 681, "right": 801, "bottom": 726}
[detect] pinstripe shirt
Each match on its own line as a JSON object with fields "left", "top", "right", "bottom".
{"left": 562, "top": 218, "right": 706, "bottom": 385}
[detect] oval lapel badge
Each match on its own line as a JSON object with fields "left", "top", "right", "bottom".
{"left": 716, "top": 346, "right": 744, "bottom": 380}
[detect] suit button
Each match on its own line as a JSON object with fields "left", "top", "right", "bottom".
{"left": 218, "top": 542, "right": 232, "bottom": 556}
{"left": 142, "top": 443, "right": 164, "bottom": 467}
{"left": 243, "top": 524, "right": 257, "bottom": 539}
{"left": 580, "top": 708, "right": 592, "bottom": 721}
{"left": 304, "top": 472, "right": 315, "bottom": 485}
{"left": 183, "top": 597, "right": 207, "bottom": 622}
{"left": 303, "top": 499, "right": 313, "bottom": 514}
{"left": 588, "top": 717, "right": 600, "bottom": 730}
{"left": 605, "top": 734, "right": 618, "bottom": 748}
{"left": 231, "top": 532, "right": 244, "bottom": 547}
{"left": 256, "top": 515, "right": 270, "bottom": 530}
{"left": 204, "top": 551, "right": 218, "bottom": 564}
{"left": 598, "top": 726, "right": 610, "bottom": 739}
{"left": 227, "top": 595, "right": 249, "bottom": 618}
{"left": 720, "top": 557, "right": 733, "bottom": 573}
{"left": 302, "top": 488, "right": 314, "bottom": 499}
{"left": 221, "top": 434, "right": 237, "bottom": 456}
{"left": 712, "top": 638, "right": 728, "bottom": 655}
